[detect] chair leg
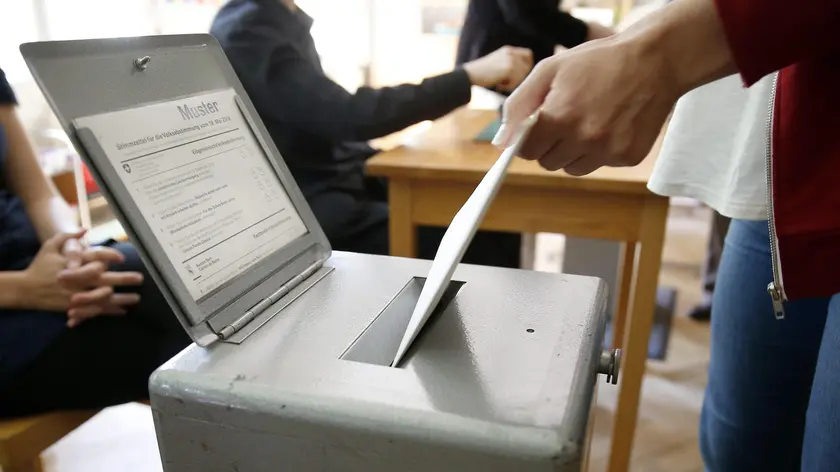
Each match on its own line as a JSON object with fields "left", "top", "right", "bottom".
{"left": 4, "top": 456, "right": 44, "bottom": 472}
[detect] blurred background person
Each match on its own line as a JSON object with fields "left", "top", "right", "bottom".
{"left": 211, "top": 0, "right": 532, "bottom": 268}
{"left": 455, "top": 0, "right": 614, "bottom": 93}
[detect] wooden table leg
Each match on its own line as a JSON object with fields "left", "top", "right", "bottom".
{"left": 520, "top": 233, "right": 537, "bottom": 270}
{"left": 4, "top": 457, "right": 44, "bottom": 472}
{"left": 388, "top": 179, "right": 417, "bottom": 258}
{"left": 612, "top": 241, "right": 637, "bottom": 350}
{"left": 607, "top": 198, "right": 668, "bottom": 472}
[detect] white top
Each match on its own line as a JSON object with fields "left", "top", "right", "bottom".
{"left": 648, "top": 73, "right": 775, "bottom": 220}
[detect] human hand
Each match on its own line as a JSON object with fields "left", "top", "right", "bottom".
{"left": 60, "top": 228, "right": 86, "bottom": 270}
{"left": 59, "top": 246, "right": 144, "bottom": 327}
{"left": 586, "top": 21, "right": 615, "bottom": 41}
{"left": 463, "top": 46, "right": 534, "bottom": 91}
{"left": 493, "top": 36, "right": 679, "bottom": 176}
{"left": 21, "top": 230, "right": 85, "bottom": 312}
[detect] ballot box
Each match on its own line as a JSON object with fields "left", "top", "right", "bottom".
{"left": 20, "top": 35, "right": 619, "bottom": 472}
{"left": 150, "top": 253, "right": 614, "bottom": 472}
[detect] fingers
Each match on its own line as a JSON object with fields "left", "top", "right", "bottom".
{"left": 69, "top": 285, "right": 113, "bottom": 306}
{"left": 67, "top": 304, "right": 128, "bottom": 327}
{"left": 67, "top": 292, "right": 140, "bottom": 327}
{"left": 563, "top": 156, "right": 603, "bottom": 176}
{"left": 58, "top": 260, "right": 107, "bottom": 287}
{"left": 510, "top": 47, "right": 534, "bottom": 68}
{"left": 82, "top": 246, "right": 126, "bottom": 265}
{"left": 62, "top": 237, "right": 85, "bottom": 270}
{"left": 537, "top": 137, "right": 586, "bottom": 172}
{"left": 494, "top": 47, "right": 534, "bottom": 93}
{"left": 493, "top": 59, "right": 558, "bottom": 148}
{"left": 43, "top": 228, "right": 87, "bottom": 252}
{"left": 98, "top": 271, "right": 144, "bottom": 287}
{"left": 59, "top": 261, "right": 144, "bottom": 289}
{"left": 69, "top": 290, "right": 140, "bottom": 308}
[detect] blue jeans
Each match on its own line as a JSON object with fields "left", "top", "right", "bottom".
{"left": 701, "top": 219, "right": 840, "bottom": 471}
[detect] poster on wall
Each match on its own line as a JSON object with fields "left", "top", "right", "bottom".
{"left": 420, "top": 0, "right": 467, "bottom": 35}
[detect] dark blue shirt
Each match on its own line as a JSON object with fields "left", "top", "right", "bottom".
{"left": 210, "top": 0, "right": 472, "bottom": 197}
{"left": 456, "top": 0, "right": 589, "bottom": 67}
{"left": 0, "top": 68, "right": 66, "bottom": 390}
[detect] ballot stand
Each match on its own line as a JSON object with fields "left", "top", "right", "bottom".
{"left": 21, "top": 35, "right": 620, "bottom": 472}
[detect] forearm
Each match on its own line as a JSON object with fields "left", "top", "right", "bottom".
{"left": 0, "top": 272, "right": 27, "bottom": 309}
{"left": 618, "top": 0, "right": 736, "bottom": 96}
{"left": 1, "top": 104, "right": 81, "bottom": 242}
{"left": 344, "top": 69, "right": 472, "bottom": 141}
{"left": 228, "top": 39, "right": 471, "bottom": 143}
{"left": 26, "top": 196, "right": 80, "bottom": 243}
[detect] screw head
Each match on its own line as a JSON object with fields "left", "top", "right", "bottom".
{"left": 134, "top": 56, "right": 151, "bottom": 71}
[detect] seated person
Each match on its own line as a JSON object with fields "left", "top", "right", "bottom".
{"left": 210, "top": 0, "right": 532, "bottom": 268}
{"left": 456, "top": 0, "right": 614, "bottom": 87}
{"left": 0, "top": 68, "right": 190, "bottom": 418}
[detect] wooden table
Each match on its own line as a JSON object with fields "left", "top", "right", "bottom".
{"left": 367, "top": 108, "right": 669, "bottom": 472}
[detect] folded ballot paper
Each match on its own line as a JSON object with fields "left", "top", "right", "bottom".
{"left": 392, "top": 113, "right": 539, "bottom": 367}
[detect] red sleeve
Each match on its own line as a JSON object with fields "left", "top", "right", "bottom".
{"left": 713, "top": 0, "right": 840, "bottom": 85}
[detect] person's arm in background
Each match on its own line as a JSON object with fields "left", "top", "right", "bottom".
{"left": 221, "top": 27, "right": 531, "bottom": 144}
{"left": 495, "top": 0, "right": 613, "bottom": 47}
{"left": 0, "top": 105, "right": 80, "bottom": 245}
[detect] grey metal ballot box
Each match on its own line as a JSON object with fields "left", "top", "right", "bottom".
{"left": 20, "top": 34, "right": 619, "bottom": 472}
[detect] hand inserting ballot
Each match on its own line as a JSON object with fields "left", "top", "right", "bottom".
{"left": 492, "top": 35, "right": 680, "bottom": 176}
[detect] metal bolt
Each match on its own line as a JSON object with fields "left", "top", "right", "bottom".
{"left": 133, "top": 56, "right": 151, "bottom": 71}
{"left": 598, "top": 348, "right": 621, "bottom": 385}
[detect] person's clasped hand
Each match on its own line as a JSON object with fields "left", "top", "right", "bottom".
{"left": 58, "top": 234, "right": 145, "bottom": 327}
{"left": 492, "top": 35, "right": 680, "bottom": 176}
{"left": 22, "top": 230, "right": 144, "bottom": 327}
{"left": 463, "top": 45, "right": 534, "bottom": 92}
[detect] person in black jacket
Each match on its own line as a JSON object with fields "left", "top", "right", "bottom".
{"left": 211, "top": 0, "right": 532, "bottom": 268}
{"left": 456, "top": 0, "right": 614, "bottom": 80}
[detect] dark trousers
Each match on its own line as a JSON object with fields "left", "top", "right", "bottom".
{"left": 702, "top": 210, "right": 732, "bottom": 301}
{"left": 0, "top": 243, "right": 190, "bottom": 418}
{"left": 307, "top": 177, "right": 522, "bottom": 268}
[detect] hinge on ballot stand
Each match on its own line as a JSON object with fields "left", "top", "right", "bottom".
{"left": 218, "top": 260, "right": 324, "bottom": 340}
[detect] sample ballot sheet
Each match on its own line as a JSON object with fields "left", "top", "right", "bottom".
{"left": 75, "top": 89, "right": 307, "bottom": 300}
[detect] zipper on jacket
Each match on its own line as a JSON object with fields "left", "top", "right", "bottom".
{"left": 765, "top": 72, "right": 785, "bottom": 320}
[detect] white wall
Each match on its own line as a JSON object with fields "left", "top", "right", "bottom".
{"left": 370, "top": 0, "right": 465, "bottom": 87}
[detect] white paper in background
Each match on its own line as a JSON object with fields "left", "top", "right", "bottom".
{"left": 74, "top": 89, "right": 307, "bottom": 300}
{"left": 392, "top": 113, "right": 539, "bottom": 367}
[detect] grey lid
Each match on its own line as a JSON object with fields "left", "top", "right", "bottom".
{"left": 20, "top": 35, "right": 331, "bottom": 345}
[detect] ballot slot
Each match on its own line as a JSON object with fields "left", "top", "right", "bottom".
{"left": 340, "top": 277, "right": 465, "bottom": 367}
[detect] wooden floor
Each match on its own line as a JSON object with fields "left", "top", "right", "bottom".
{"left": 30, "top": 204, "right": 712, "bottom": 472}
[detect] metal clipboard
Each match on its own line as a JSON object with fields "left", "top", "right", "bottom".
{"left": 20, "top": 35, "right": 333, "bottom": 346}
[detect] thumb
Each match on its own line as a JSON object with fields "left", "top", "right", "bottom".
{"left": 492, "top": 59, "right": 557, "bottom": 148}
{"left": 44, "top": 229, "right": 87, "bottom": 252}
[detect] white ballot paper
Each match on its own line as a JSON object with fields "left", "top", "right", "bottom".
{"left": 74, "top": 89, "right": 307, "bottom": 300}
{"left": 392, "top": 114, "right": 538, "bottom": 366}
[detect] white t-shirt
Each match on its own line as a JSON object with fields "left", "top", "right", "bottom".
{"left": 647, "top": 73, "right": 775, "bottom": 220}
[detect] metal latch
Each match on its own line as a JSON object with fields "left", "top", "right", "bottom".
{"left": 599, "top": 348, "right": 621, "bottom": 385}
